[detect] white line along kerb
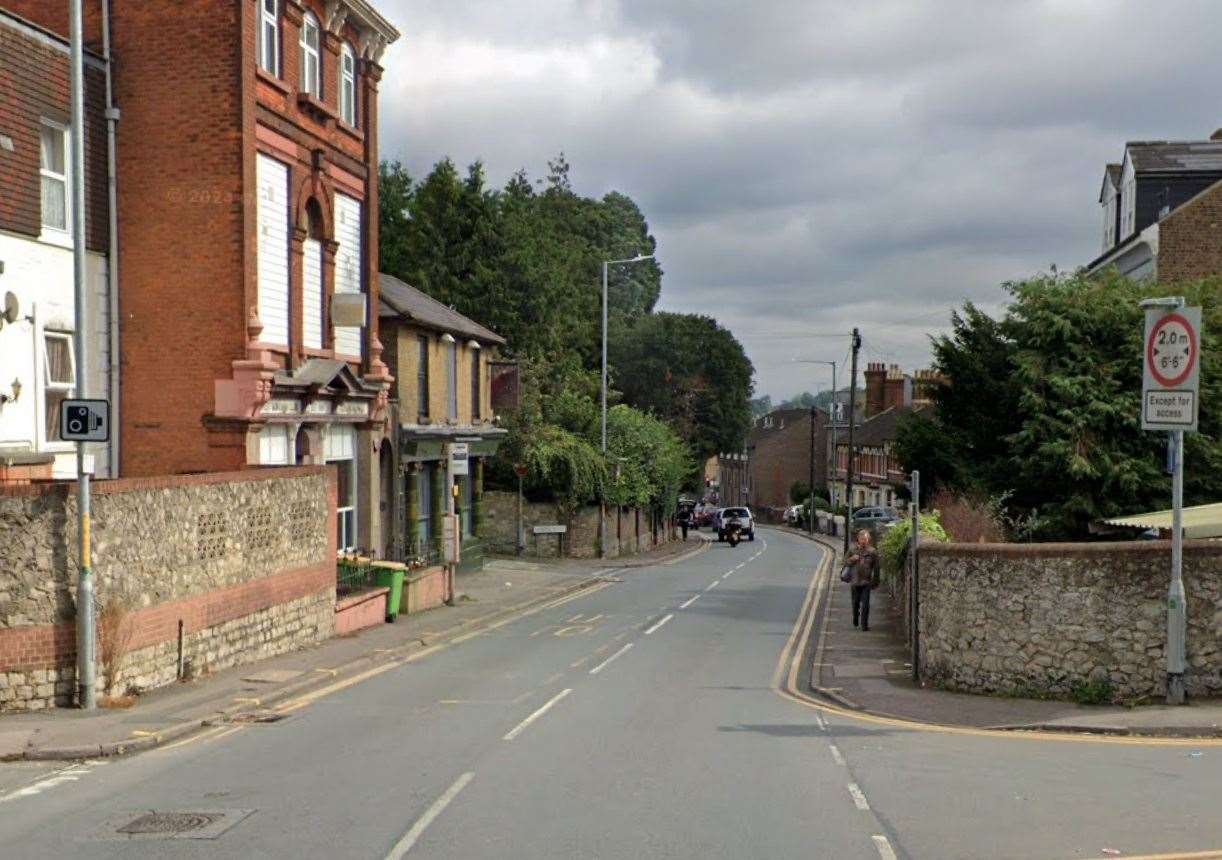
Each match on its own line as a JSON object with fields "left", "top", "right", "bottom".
{"left": 589, "top": 643, "right": 633, "bottom": 675}
{"left": 644, "top": 614, "right": 673, "bottom": 635}
{"left": 503, "top": 688, "right": 573, "bottom": 741}
{"left": 384, "top": 771, "right": 475, "bottom": 859}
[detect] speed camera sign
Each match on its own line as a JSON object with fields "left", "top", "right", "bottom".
{"left": 1142, "top": 307, "right": 1201, "bottom": 432}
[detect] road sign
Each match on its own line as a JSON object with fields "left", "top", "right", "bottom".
{"left": 61, "top": 399, "right": 109, "bottom": 442}
{"left": 513, "top": 463, "right": 528, "bottom": 478}
{"left": 1143, "top": 306, "right": 1202, "bottom": 432}
{"left": 532, "top": 524, "right": 567, "bottom": 535}
{"left": 449, "top": 442, "right": 469, "bottom": 476}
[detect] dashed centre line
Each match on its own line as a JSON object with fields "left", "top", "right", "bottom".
{"left": 679, "top": 594, "right": 700, "bottom": 609}
{"left": 847, "top": 782, "right": 871, "bottom": 811}
{"left": 384, "top": 771, "right": 475, "bottom": 859}
{"left": 589, "top": 643, "right": 633, "bottom": 675}
{"left": 872, "top": 835, "right": 898, "bottom": 860}
{"left": 644, "top": 614, "right": 673, "bottom": 635}
{"left": 502, "top": 688, "right": 572, "bottom": 741}
{"left": 705, "top": 580, "right": 720, "bottom": 591}
{"left": 829, "top": 743, "right": 846, "bottom": 766}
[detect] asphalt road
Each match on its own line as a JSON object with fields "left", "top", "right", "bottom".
{"left": 2, "top": 528, "right": 1221, "bottom": 859}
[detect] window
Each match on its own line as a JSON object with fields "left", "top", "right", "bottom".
{"left": 258, "top": 0, "right": 280, "bottom": 76}
{"left": 40, "top": 123, "right": 68, "bottom": 234}
{"left": 470, "top": 345, "right": 481, "bottom": 420}
{"left": 416, "top": 463, "right": 433, "bottom": 551}
{"left": 299, "top": 12, "right": 321, "bottom": 97}
{"left": 340, "top": 43, "right": 357, "bottom": 125}
{"left": 417, "top": 335, "right": 430, "bottom": 418}
{"left": 446, "top": 337, "right": 458, "bottom": 420}
{"left": 325, "top": 424, "right": 357, "bottom": 552}
{"left": 258, "top": 424, "right": 291, "bottom": 465}
{"left": 43, "top": 333, "right": 75, "bottom": 443}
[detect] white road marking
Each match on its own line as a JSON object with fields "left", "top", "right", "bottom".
{"left": 814, "top": 712, "right": 827, "bottom": 731}
{"left": 872, "top": 834, "right": 898, "bottom": 860}
{"left": 644, "top": 614, "right": 673, "bottom": 635}
{"left": 829, "top": 743, "right": 846, "bottom": 766}
{"left": 679, "top": 594, "right": 700, "bottom": 609}
{"left": 589, "top": 643, "right": 634, "bottom": 675}
{"left": 502, "top": 688, "right": 573, "bottom": 741}
{"left": 847, "top": 783, "right": 870, "bottom": 811}
{"left": 735, "top": 563, "right": 745, "bottom": 570}
{"left": 705, "top": 580, "right": 720, "bottom": 591}
{"left": 384, "top": 771, "right": 475, "bottom": 859}
{"left": 0, "top": 761, "right": 104, "bottom": 804}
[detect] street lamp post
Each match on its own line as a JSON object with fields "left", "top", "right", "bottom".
{"left": 796, "top": 359, "right": 837, "bottom": 536}
{"left": 600, "top": 254, "right": 654, "bottom": 559}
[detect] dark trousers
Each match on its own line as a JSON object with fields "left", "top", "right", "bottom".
{"left": 851, "top": 585, "right": 872, "bottom": 629}
{"left": 681, "top": 523, "right": 688, "bottom": 540}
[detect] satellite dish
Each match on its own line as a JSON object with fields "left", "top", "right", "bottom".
{"left": 3, "top": 292, "right": 18, "bottom": 324}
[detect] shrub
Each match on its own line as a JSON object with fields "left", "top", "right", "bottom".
{"left": 929, "top": 488, "right": 1006, "bottom": 543}
{"left": 878, "top": 512, "right": 949, "bottom": 581}
{"left": 99, "top": 595, "right": 136, "bottom": 697}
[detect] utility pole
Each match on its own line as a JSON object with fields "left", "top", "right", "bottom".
{"left": 807, "top": 406, "right": 816, "bottom": 536}
{"left": 910, "top": 470, "right": 920, "bottom": 683}
{"left": 70, "top": 0, "right": 96, "bottom": 710}
{"left": 843, "top": 328, "right": 861, "bottom": 554}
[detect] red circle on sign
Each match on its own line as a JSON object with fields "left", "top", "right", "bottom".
{"left": 513, "top": 464, "right": 528, "bottom": 477}
{"left": 1146, "top": 312, "right": 1197, "bottom": 388}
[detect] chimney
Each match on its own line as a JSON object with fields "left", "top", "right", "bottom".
{"left": 884, "top": 364, "right": 910, "bottom": 412}
{"left": 864, "top": 362, "right": 886, "bottom": 419}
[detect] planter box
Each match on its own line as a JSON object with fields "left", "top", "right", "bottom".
{"left": 335, "top": 587, "right": 390, "bottom": 636}
{"left": 403, "top": 565, "right": 449, "bottom": 615}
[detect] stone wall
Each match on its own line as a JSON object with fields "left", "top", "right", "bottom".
{"left": 918, "top": 540, "right": 1222, "bottom": 701}
{"left": 0, "top": 467, "right": 336, "bottom": 711}
{"left": 480, "top": 491, "right": 672, "bottom": 559}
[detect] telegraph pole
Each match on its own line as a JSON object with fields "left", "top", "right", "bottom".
{"left": 843, "top": 329, "right": 861, "bottom": 554}
{"left": 807, "top": 406, "right": 816, "bottom": 536}
{"left": 70, "top": 0, "right": 96, "bottom": 710}
{"left": 910, "top": 470, "right": 920, "bottom": 683}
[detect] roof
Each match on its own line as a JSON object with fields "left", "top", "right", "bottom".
{"left": 378, "top": 273, "right": 506, "bottom": 346}
{"left": 1104, "top": 502, "right": 1222, "bottom": 539}
{"left": 1099, "top": 163, "right": 1122, "bottom": 202}
{"left": 835, "top": 404, "right": 928, "bottom": 448}
{"left": 1125, "top": 141, "right": 1222, "bottom": 173}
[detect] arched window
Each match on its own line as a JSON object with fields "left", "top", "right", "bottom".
{"left": 258, "top": 0, "right": 280, "bottom": 76}
{"left": 340, "top": 43, "right": 357, "bottom": 126}
{"left": 299, "top": 12, "right": 321, "bottom": 97}
{"left": 302, "top": 199, "right": 325, "bottom": 351}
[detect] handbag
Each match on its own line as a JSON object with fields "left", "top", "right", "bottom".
{"left": 839, "top": 563, "right": 853, "bottom": 584}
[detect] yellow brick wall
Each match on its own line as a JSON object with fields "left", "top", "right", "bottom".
{"left": 392, "top": 323, "right": 494, "bottom": 425}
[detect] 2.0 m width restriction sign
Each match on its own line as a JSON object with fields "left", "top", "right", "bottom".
{"left": 1142, "top": 305, "right": 1202, "bottom": 432}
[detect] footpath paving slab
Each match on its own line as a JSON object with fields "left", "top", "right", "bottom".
{"left": 778, "top": 526, "right": 1222, "bottom": 737}
{"left": 0, "top": 535, "right": 711, "bottom": 763}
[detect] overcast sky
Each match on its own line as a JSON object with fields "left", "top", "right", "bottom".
{"left": 376, "top": 1, "right": 1222, "bottom": 401}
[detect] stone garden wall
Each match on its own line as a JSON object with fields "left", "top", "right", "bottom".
{"left": 918, "top": 540, "right": 1222, "bottom": 701}
{"left": 480, "top": 491, "right": 673, "bottom": 559}
{"left": 0, "top": 467, "right": 336, "bottom": 711}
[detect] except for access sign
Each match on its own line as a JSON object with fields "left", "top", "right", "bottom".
{"left": 61, "top": 399, "right": 110, "bottom": 442}
{"left": 1142, "top": 306, "right": 1202, "bottom": 432}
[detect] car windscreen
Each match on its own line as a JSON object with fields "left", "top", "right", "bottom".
{"left": 724, "top": 508, "right": 749, "bottom": 517}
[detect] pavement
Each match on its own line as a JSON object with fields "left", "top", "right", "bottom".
{"left": 0, "top": 534, "right": 711, "bottom": 763}
{"left": 4, "top": 528, "right": 1222, "bottom": 859}
{"left": 784, "top": 526, "right": 1222, "bottom": 738}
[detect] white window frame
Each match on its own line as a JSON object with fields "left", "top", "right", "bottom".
{"left": 41, "top": 331, "right": 76, "bottom": 449}
{"left": 258, "top": 0, "right": 280, "bottom": 77}
{"left": 299, "top": 12, "right": 321, "bottom": 98}
{"left": 325, "top": 425, "right": 357, "bottom": 553}
{"left": 39, "top": 121, "right": 71, "bottom": 244}
{"left": 340, "top": 43, "right": 357, "bottom": 126}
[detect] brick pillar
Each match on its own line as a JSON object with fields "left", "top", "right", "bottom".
{"left": 359, "top": 59, "right": 383, "bottom": 378}
{"left": 322, "top": 239, "right": 339, "bottom": 351}
{"left": 290, "top": 226, "right": 307, "bottom": 366}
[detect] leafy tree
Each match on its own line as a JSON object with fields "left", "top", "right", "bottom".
{"left": 749, "top": 395, "right": 773, "bottom": 418}
{"left": 609, "top": 311, "right": 755, "bottom": 465}
{"left": 789, "top": 481, "right": 811, "bottom": 505}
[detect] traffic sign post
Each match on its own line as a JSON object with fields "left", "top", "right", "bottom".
{"left": 1140, "top": 297, "right": 1202, "bottom": 705}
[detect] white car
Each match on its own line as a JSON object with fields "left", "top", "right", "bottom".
{"left": 718, "top": 507, "right": 755, "bottom": 541}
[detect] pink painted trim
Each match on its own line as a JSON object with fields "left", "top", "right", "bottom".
{"left": 256, "top": 122, "right": 298, "bottom": 162}
{"left": 327, "top": 162, "right": 365, "bottom": 199}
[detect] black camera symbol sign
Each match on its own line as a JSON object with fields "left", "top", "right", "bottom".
{"left": 61, "top": 400, "right": 109, "bottom": 442}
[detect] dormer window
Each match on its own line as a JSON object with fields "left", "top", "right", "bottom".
{"left": 299, "top": 12, "right": 321, "bottom": 97}
{"left": 258, "top": 0, "right": 280, "bottom": 76}
{"left": 340, "top": 43, "right": 357, "bottom": 126}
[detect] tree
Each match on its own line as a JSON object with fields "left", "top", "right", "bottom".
{"left": 609, "top": 311, "right": 755, "bottom": 465}
{"left": 749, "top": 395, "right": 773, "bottom": 418}
{"left": 896, "top": 271, "right": 1222, "bottom": 539}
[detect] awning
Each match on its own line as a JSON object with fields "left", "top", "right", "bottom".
{"left": 1104, "top": 502, "right": 1222, "bottom": 539}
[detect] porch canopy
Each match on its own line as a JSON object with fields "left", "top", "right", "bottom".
{"left": 1104, "top": 502, "right": 1222, "bottom": 539}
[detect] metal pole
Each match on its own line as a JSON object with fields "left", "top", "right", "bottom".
{"left": 601, "top": 260, "right": 608, "bottom": 454}
{"left": 828, "top": 362, "right": 837, "bottom": 535}
{"left": 70, "top": 0, "right": 95, "bottom": 710}
{"left": 910, "top": 470, "right": 920, "bottom": 683}
{"left": 1167, "top": 429, "right": 1186, "bottom": 704}
{"left": 844, "top": 329, "right": 861, "bottom": 554}
{"left": 516, "top": 472, "right": 524, "bottom": 557}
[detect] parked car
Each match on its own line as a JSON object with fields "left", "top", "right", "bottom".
{"left": 694, "top": 504, "right": 714, "bottom": 528}
{"left": 851, "top": 506, "right": 899, "bottom": 538}
{"left": 783, "top": 505, "right": 802, "bottom": 525}
{"left": 718, "top": 507, "right": 755, "bottom": 542}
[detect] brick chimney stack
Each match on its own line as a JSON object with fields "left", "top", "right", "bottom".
{"left": 864, "top": 362, "right": 886, "bottom": 419}
{"left": 883, "top": 364, "right": 911, "bottom": 412}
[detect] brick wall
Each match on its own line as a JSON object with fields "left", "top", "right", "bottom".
{"left": 0, "top": 11, "right": 108, "bottom": 250}
{"left": 0, "top": 466, "right": 337, "bottom": 711}
{"left": 1156, "top": 179, "right": 1222, "bottom": 283}
{"left": 748, "top": 411, "right": 826, "bottom": 511}
{"left": 917, "top": 540, "right": 1222, "bottom": 701}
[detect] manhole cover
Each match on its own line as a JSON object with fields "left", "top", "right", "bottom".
{"left": 118, "top": 812, "right": 222, "bottom": 835}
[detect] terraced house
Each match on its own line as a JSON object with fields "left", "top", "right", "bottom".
{"left": 378, "top": 273, "right": 507, "bottom": 570}
{"left": 5, "top": 0, "right": 401, "bottom": 554}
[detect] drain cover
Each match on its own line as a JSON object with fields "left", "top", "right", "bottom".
{"left": 100, "top": 809, "right": 254, "bottom": 841}
{"left": 118, "top": 812, "right": 222, "bottom": 835}
{"left": 230, "top": 710, "right": 288, "bottom": 724}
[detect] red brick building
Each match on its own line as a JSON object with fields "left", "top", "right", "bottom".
{"left": 745, "top": 407, "right": 829, "bottom": 515}
{"left": 6, "top": 0, "right": 400, "bottom": 552}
